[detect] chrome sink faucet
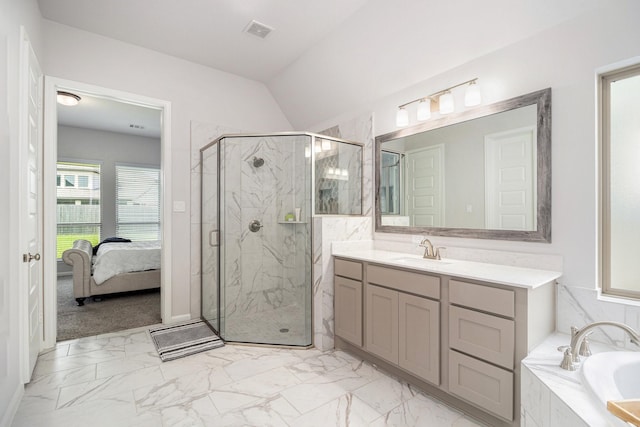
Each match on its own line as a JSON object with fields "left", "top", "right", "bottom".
{"left": 419, "top": 237, "right": 444, "bottom": 260}
{"left": 559, "top": 321, "right": 640, "bottom": 370}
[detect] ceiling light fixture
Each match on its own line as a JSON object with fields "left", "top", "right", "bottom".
{"left": 57, "top": 91, "right": 81, "bottom": 106}
{"left": 395, "top": 78, "right": 481, "bottom": 127}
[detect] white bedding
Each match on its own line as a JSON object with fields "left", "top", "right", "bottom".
{"left": 92, "top": 240, "right": 161, "bottom": 285}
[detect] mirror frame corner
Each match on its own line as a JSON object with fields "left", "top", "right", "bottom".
{"left": 374, "top": 87, "right": 552, "bottom": 243}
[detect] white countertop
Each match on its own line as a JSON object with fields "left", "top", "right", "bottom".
{"left": 331, "top": 248, "right": 562, "bottom": 289}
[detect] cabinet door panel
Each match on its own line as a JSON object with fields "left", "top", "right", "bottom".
{"left": 367, "top": 264, "right": 440, "bottom": 299}
{"left": 449, "top": 305, "right": 515, "bottom": 369}
{"left": 450, "top": 280, "right": 514, "bottom": 318}
{"left": 449, "top": 350, "right": 514, "bottom": 421}
{"left": 335, "top": 258, "right": 362, "bottom": 281}
{"left": 335, "top": 276, "right": 363, "bottom": 346}
{"left": 365, "top": 284, "right": 398, "bottom": 364}
{"left": 399, "top": 293, "right": 440, "bottom": 385}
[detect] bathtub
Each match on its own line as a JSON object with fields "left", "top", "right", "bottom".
{"left": 581, "top": 351, "right": 640, "bottom": 425}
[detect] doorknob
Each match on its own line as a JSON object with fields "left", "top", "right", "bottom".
{"left": 23, "top": 252, "right": 41, "bottom": 263}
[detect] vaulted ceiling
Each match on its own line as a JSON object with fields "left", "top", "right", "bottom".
{"left": 39, "top": 0, "right": 608, "bottom": 130}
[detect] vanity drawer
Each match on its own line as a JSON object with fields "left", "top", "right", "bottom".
{"left": 366, "top": 264, "right": 440, "bottom": 300}
{"left": 335, "top": 258, "right": 362, "bottom": 281}
{"left": 448, "top": 350, "right": 514, "bottom": 421}
{"left": 449, "top": 280, "right": 514, "bottom": 318}
{"left": 449, "top": 305, "right": 515, "bottom": 369}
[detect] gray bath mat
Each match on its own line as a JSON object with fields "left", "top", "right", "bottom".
{"left": 149, "top": 320, "right": 224, "bottom": 361}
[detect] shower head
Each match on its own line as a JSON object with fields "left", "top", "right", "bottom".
{"left": 252, "top": 157, "right": 265, "bottom": 168}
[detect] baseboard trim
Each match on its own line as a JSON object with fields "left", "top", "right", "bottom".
{"left": 169, "top": 314, "right": 192, "bottom": 324}
{"left": 1, "top": 383, "right": 24, "bottom": 427}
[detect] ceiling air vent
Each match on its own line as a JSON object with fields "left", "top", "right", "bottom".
{"left": 243, "top": 20, "right": 274, "bottom": 39}
{"left": 129, "top": 124, "right": 145, "bottom": 130}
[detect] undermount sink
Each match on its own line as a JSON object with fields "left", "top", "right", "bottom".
{"left": 389, "top": 256, "right": 452, "bottom": 267}
{"left": 581, "top": 351, "right": 640, "bottom": 425}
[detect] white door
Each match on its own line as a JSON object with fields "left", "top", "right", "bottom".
{"left": 20, "top": 27, "right": 43, "bottom": 380}
{"left": 405, "top": 145, "right": 444, "bottom": 227}
{"left": 484, "top": 126, "right": 536, "bottom": 230}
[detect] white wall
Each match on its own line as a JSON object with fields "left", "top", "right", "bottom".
{"left": 311, "top": 2, "right": 640, "bottom": 296}
{"left": 0, "top": 0, "right": 43, "bottom": 423}
{"left": 57, "top": 125, "right": 161, "bottom": 273}
{"left": 42, "top": 20, "right": 293, "bottom": 318}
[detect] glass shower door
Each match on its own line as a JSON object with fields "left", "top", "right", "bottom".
{"left": 201, "top": 142, "right": 219, "bottom": 333}
{"left": 219, "top": 135, "right": 312, "bottom": 346}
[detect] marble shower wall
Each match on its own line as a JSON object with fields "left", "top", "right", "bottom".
{"left": 312, "top": 113, "right": 375, "bottom": 351}
{"left": 219, "top": 135, "right": 312, "bottom": 340}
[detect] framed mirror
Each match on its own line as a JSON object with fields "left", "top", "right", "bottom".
{"left": 375, "top": 88, "right": 551, "bottom": 242}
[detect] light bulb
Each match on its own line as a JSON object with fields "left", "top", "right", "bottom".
{"left": 396, "top": 107, "right": 409, "bottom": 127}
{"left": 417, "top": 99, "right": 431, "bottom": 121}
{"left": 439, "top": 92, "right": 454, "bottom": 115}
{"left": 464, "top": 81, "right": 481, "bottom": 107}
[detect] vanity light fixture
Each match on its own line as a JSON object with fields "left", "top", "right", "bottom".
{"left": 395, "top": 78, "right": 480, "bottom": 127}
{"left": 464, "top": 79, "right": 482, "bottom": 107}
{"left": 395, "top": 107, "right": 409, "bottom": 127}
{"left": 57, "top": 91, "right": 81, "bottom": 106}
{"left": 416, "top": 99, "right": 431, "bottom": 121}
{"left": 438, "top": 91, "right": 454, "bottom": 115}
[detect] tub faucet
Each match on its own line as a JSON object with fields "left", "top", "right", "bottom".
{"left": 560, "top": 321, "right": 640, "bottom": 369}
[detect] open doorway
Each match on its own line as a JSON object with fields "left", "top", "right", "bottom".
{"left": 42, "top": 78, "right": 172, "bottom": 347}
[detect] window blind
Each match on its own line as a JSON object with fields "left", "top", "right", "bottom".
{"left": 116, "top": 164, "right": 160, "bottom": 241}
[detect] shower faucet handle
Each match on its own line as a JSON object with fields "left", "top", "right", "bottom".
{"left": 248, "top": 220, "right": 263, "bottom": 233}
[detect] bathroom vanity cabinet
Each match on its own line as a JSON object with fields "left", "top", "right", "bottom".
{"left": 333, "top": 255, "right": 557, "bottom": 427}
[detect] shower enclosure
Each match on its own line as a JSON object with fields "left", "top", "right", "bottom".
{"left": 201, "top": 133, "right": 362, "bottom": 347}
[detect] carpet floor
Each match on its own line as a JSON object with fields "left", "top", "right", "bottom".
{"left": 57, "top": 276, "right": 161, "bottom": 342}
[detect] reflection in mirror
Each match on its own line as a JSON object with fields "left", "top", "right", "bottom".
{"left": 375, "top": 88, "right": 551, "bottom": 242}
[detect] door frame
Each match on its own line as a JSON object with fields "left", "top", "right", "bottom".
{"left": 41, "top": 77, "right": 172, "bottom": 349}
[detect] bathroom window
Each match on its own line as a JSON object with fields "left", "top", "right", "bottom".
{"left": 600, "top": 63, "right": 640, "bottom": 299}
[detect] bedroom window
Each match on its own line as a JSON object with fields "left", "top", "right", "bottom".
{"left": 56, "top": 162, "right": 101, "bottom": 258}
{"left": 116, "top": 164, "right": 160, "bottom": 241}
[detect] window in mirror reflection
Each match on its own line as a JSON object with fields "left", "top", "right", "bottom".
{"left": 380, "top": 151, "right": 402, "bottom": 215}
{"left": 602, "top": 63, "right": 640, "bottom": 299}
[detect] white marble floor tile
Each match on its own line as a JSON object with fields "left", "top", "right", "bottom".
{"left": 13, "top": 325, "right": 491, "bottom": 427}
{"left": 352, "top": 375, "right": 418, "bottom": 414}
{"left": 291, "top": 393, "right": 382, "bottom": 427}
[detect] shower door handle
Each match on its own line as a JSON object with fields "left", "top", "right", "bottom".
{"left": 209, "top": 230, "right": 219, "bottom": 247}
{"left": 248, "top": 220, "right": 263, "bottom": 233}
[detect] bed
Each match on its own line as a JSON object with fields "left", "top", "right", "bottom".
{"left": 62, "top": 239, "right": 161, "bottom": 306}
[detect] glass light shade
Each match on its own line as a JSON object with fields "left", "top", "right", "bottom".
{"left": 314, "top": 141, "right": 322, "bottom": 153}
{"left": 396, "top": 107, "right": 409, "bottom": 127}
{"left": 57, "top": 91, "right": 81, "bottom": 106}
{"left": 417, "top": 99, "right": 431, "bottom": 121}
{"left": 439, "top": 92, "right": 454, "bottom": 115}
{"left": 304, "top": 146, "right": 311, "bottom": 158}
{"left": 321, "top": 139, "right": 331, "bottom": 151}
{"left": 464, "top": 82, "right": 482, "bottom": 107}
